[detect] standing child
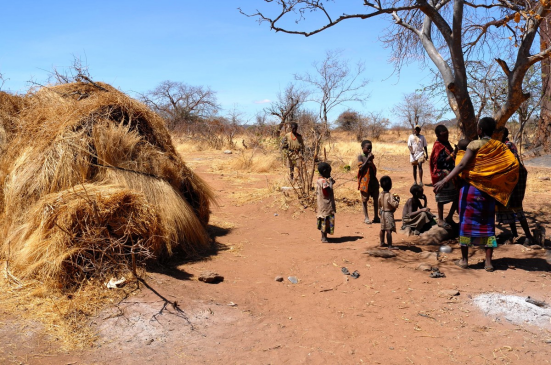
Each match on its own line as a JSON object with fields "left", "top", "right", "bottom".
{"left": 378, "top": 176, "right": 400, "bottom": 249}
{"left": 358, "top": 140, "right": 380, "bottom": 224}
{"left": 316, "top": 162, "right": 336, "bottom": 243}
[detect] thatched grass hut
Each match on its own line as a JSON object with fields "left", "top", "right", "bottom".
{"left": 0, "top": 81, "right": 215, "bottom": 285}
{"left": 0, "top": 91, "right": 25, "bottom": 150}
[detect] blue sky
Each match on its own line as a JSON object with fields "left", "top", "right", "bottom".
{"left": 0, "top": 1, "right": 442, "bottom": 124}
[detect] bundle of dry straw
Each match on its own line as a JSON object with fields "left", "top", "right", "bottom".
{"left": 0, "top": 81, "right": 215, "bottom": 286}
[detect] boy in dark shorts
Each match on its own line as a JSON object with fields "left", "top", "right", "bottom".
{"left": 358, "top": 140, "right": 380, "bottom": 224}
{"left": 316, "top": 162, "right": 336, "bottom": 243}
{"left": 378, "top": 175, "right": 400, "bottom": 249}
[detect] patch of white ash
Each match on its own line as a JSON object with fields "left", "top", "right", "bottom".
{"left": 472, "top": 293, "right": 551, "bottom": 329}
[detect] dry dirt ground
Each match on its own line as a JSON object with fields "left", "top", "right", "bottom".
{"left": 2, "top": 144, "right": 551, "bottom": 365}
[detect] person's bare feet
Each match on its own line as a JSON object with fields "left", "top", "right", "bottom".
{"left": 364, "top": 217, "right": 372, "bottom": 224}
{"left": 321, "top": 237, "right": 329, "bottom": 243}
{"left": 445, "top": 217, "right": 455, "bottom": 225}
{"left": 438, "top": 219, "right": 452, "bottom": 229}
{"left": 455, "top": 259, "right": 468, "bottom": 269}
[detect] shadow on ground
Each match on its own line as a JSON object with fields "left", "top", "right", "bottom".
{"left": 330, "top": 235, "right": 363, "bottom": 244}
{"left": 147, "top": 224, "right": 233, "bottom": 280}
{"left": 470, "top": 257, "right": 550, "bottom": 272}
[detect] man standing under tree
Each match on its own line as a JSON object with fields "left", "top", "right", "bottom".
{"left": 408, "top": 125, "right": 428, "bottom": 186}
{"left": 281, "top": 122, "right": 304, "bottom": 181}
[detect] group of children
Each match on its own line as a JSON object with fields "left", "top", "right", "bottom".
{"left": 316, "top": 140, "right": 401, "bottom": 247}
{"left": 315, "top": 138, "right": 476, "bottom": 247}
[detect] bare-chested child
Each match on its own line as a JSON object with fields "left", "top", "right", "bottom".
{"left": 402, "top": 184, "right": 434, "bottom": 235}
{"left": 457, "top": 139, "right": 470, "bottom": 152}
{"left": 316, "top": 162, "right": 336, "bottom": 243}
{"left": 378, "top": 176, "right": 400, "bottom": 249}
{"left": 358, "top": 140, "right": 380, "bottom": 224}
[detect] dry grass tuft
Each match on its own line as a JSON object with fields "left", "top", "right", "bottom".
{"left": 0, "top": 268, "right": 137, "bottom": 349}
{"left": 226, "top": 149, "right": 281, "bottom": 173}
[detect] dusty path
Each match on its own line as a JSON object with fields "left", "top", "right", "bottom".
{"left": 525, "top": 155, "right": 551, "bottom": 169}
{"left": 2, "top": 150, "right": 551, "bottom": 364}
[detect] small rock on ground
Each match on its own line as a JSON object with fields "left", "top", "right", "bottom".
{"left": 224, "top": 150, "right": 232, "bottom": 154}
{"left": 439, "top": 289, "right": 460, "bottom": 298}
{"left": 275, "top": 276, "right": 284, "bottom": 282}
{"left": 417, "top": 263, "right": 433, "bottom": 272}
{"left": 418, "top": 252, "right": 438, "bottom": 261}
{"left": 198, "top": 271, "right": 224, "bottom": 283}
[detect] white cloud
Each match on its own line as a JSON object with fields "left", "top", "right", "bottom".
{"left": 253, "top": 99, "right": 271, "bottom": 104}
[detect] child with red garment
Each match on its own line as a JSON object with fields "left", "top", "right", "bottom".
{"left": 429, "top": 125, "right": 458, "bottom": 229}
{"left": 357, "top": 140, "right": 380, "bottom": 224}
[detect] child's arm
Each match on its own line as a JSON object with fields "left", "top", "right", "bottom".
{"left": 390, "top": 195, "right": 400, "bottom": 209}
{"left": 358, "top": 153, "right": 374, "bottom": 174}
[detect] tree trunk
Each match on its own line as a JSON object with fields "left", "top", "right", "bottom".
{"left": 535, "top": 15, "right": 551, "bottom": 151}
{"left": 446, "top": 81, "right": 477, "bottom": 139}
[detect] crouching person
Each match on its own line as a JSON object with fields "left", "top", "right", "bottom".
{"left": 401, "top": 184, "right": 435, "bottom": 236}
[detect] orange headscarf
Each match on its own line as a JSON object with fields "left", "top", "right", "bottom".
{"left": 455, "top": 139, "right": 519, "bottom": 206}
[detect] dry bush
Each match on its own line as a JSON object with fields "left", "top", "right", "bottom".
{"left": 0, "top": 81, "right": 215, "bottom": 287}
{"left": 175, "top": 117, "right": 245, "bottom": 150}
{"left": 228, "top": 149, "right": 280, "bottom": 173}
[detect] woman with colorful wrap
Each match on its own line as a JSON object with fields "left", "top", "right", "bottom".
{"left": 434, "top": 118, "right": 519, "bottom": 272}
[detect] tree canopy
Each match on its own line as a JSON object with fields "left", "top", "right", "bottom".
{"left": 241, "top": 0, "right": 551, "bottom": 139}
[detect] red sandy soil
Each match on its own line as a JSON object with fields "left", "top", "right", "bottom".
{"left": 2, "top": 151, "right": 551, "bottom": 365}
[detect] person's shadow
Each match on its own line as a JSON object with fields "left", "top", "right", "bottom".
{"left": 329, "top": 235, "right": 363, "bottom": 244}
{"left": 470, "top": 257, "right": 550, "bottom": 272}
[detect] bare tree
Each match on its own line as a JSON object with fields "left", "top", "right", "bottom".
{"left": 364, "top": 112, "right": 391, "bottom": 140}
{"left": 139, "top": 81, "right": 220, "bottom": 131}
{"left": 394, "top": 92, "right": 441, "bottom": 130}
{"left": 241, "top": 1, "right": 551, "bottom": 139}
{"left": 47, "top": 56, "right": 92, "bottom": 85}
{"left": 513, "top": 66, "right": 542, "bottom": 145}
{"left": 294, "top": 49, "right": 370, "bottom": 130}
{"left": 225, "top": 104, "right": 245, "bottom": 148}
{"left": 535, "top": 16, "right": 551, "bottom": 151}
{"left": 460, "top": 61, "right": 541, "bottom": 144}
{"left": 0, "top": 71, "right": 7, "bottom": 91}
{"left": 265, "top": 82, "right": 309, "bottom": 132}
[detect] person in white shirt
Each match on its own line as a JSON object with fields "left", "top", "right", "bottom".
{"left": 407, "top": 125, "right": 428, "bottom": 186}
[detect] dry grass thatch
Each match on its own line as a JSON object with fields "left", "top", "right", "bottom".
{"left": 0, "top": 91, "right": 26, "bottom": 150}
{"left": 0, "top": 81, "right": 215, "bottom": 286}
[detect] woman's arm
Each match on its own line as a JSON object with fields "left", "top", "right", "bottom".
{"left": 433, "top": 148, "right": 476, "bottom": 192}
